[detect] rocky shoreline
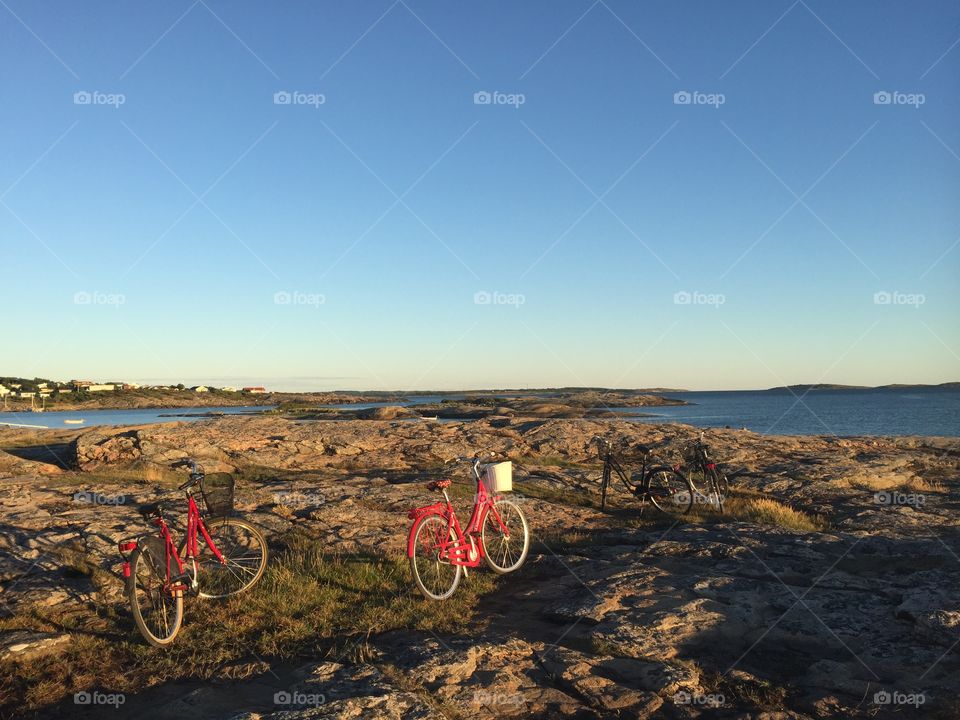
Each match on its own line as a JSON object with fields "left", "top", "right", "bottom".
{"left": 0, "top": 417, "right": 957, "bottom": 718}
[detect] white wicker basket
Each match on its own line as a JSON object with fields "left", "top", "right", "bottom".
{"left": 481, "top": 461, "right": 513, "bottom": 493}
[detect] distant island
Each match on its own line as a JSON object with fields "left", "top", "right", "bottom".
{"left": 764, "top": 382, "right": 960, "bottom": 392}
{"left": 0, "top": 377, "right": 686, "bottom": 418}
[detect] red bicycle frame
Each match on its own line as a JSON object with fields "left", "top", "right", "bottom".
{"left": 119, "top": 494, "right": 227, "bottom": 593}
{"left": 406, "top": 469, "right": 512, "bottom": 568}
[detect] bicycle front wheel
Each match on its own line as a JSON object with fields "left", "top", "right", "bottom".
{"left": 687, "top": 467, "right": 724, "bottom": 512}
{"left": 646, "top": 467, "right": 694, "bottom": 516}
{"left": 128, "top": 547, "right": 183, "bottom": 647}
{"left": 410, "top": 515, "right": 461, "bottom": 600}
{"left": 482, "top": 499, "right": 530, "bottom": 573}
{"left": 182, "top": 518, "right": 268, "bottom": 599}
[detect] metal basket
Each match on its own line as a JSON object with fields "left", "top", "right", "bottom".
{"left": 682, "top": 443, "right": 708, "bottom": 465}
{"left": 200, "top": 473, "right": 235, "bottom": 517}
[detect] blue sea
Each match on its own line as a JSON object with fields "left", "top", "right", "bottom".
{"left": 0, "top": 389, "right": 955, "bottom": 437}
{"left": 619, "top": 388, "right": 959, "bottom": 437}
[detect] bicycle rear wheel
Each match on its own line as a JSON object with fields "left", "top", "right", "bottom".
{"left": 410, "top": 515, "right": 461, "bottom": 600}
{"left": 181, "top": 518, "right": 268, "bottom": 599}
{"left": 128, "top": 546, "right": 183, "bottom": 647}
{"left": 646, "top": 467, "right": 694, "bottom": 515}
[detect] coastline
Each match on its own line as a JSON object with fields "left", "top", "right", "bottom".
{"left": 0, "top": 415, "right": 957, "bottom": 718}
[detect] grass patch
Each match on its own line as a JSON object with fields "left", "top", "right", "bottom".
{"left": 721, "top": 496, "right": 826, "bottom": 532}
{"left": 705, "top": 670, "right": 789, "bottom": 708}
{"left": 0, "top": 531, "right": 497, "bottom": 718}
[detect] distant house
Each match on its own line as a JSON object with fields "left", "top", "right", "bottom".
{"left": 242, "top": 387, "right": 267, "bottom": 394}
{"left": 16, "top": 390, "right": 36, "bottom": 399}
{"left": 87, "top": 384, "right": 115, "bottom": 392}
{"left": 37, "top": 382, "right": 49, "bottom": 390}
{"left": 191, "top": 386, "right": 210, "bottom": 393}
{"left": 71, "top": 380, "right": 93, "bottom": 390}
{"left": 122, "top": 383, "right": 141, "bottom": 390}
{"left": 221, "top": 386, "right": 239, "bottom": 392}
{"left": 0, "top": 385, "right": 9, "bottom": 397}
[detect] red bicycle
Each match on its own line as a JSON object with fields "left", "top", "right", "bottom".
{"left": 117, "top": 460, "right": 268, "bottom": 646}
{"left": 407, "top": 453, "right": 530, "bottom": 600}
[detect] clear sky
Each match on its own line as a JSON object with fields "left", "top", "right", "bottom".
{"left": 2, "top": 1, "right": 958, "bottom": 391}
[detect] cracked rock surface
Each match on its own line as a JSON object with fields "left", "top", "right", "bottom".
{"left": 1, "top": 417, "right": 957, "bottom": 718}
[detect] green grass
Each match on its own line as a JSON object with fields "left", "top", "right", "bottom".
{"left": 0, "top": 531, "right": 497, "bottom": 717}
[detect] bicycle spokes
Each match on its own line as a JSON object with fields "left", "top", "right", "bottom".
{"left": 411, "top": 515, "right": 460, "bottom": 600}
{"left": 194, "top": 520, "right": 267, "bottom": 598}
{"left": 130, "top": 548, "right": 182, "bottom": 646}
{"left": 482, "top": 500, "right": 530, "bottom": 574}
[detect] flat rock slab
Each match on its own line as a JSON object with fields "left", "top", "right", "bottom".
{"left": 0, "top": 631, "right": 70, "bottom": 661}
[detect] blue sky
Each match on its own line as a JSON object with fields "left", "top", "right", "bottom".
{"left": 1, "top": 1, "right": 958, "bottom": 391}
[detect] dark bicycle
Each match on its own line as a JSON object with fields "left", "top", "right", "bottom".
{"left": 678, "top": 433, "right": 729, "bottom": 512}
{"left": 590, "top": 436, "right": 695, "bottom": 516}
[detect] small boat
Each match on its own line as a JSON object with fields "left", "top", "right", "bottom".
{"left": 64, "top": 419, "right": 85, "bottom": 425}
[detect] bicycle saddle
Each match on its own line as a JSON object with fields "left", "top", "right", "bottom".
{"left": 631, "top": 444, "right": 651, "bottom": 455}
{"left": 427, "top": 479, "right": 452, "bottom": 491}
{"left": 138, "top": 502, "right": 162, "bottom": 518}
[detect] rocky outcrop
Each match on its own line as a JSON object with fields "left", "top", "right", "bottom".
{"left": 2, "top": 417, "right": 958, "bottom": 718}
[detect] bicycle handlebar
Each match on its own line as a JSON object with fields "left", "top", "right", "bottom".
{"left": 445, "top": 450, "right": 499, "bottom": 465}
{"left": 171, "top": 459, "right": 203, "bottom": 490}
